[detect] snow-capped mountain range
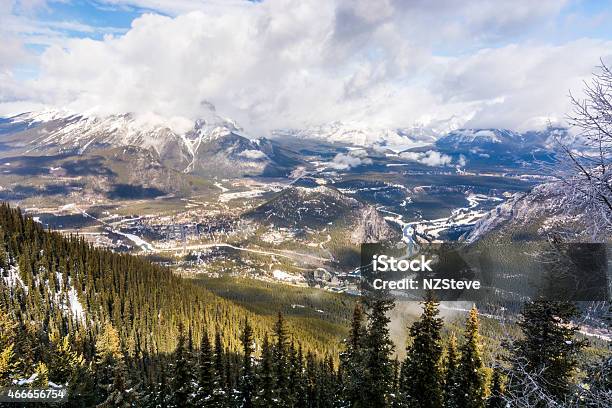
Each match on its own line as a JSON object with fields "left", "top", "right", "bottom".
{"left": 2, "top": 108, "right": 575, "bottom": 154}
{"left": 0, "top": 107, "right": 580, "bottom": 179}
{"left": 6, "top": 109, "right": 242, "bottom": 161}
{"left": 0, "top": 109, "right": 285, "bottom": 177}
{"left": 436, "top": 128, "right": 569, "bottom": 150}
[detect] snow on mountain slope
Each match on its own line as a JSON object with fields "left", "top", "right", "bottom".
{"left": 2, "top": 109, "right": 280, "bottom": 177}
{"left": 8, "top": 109, "right": 239, "bottom": 157}
{"left": 271, "top": 121, "right": 580, "bottom": 158}
{"left": 464, "top": 182, "right": 610, "bottom": 244}
{"left": 1, "top": 264, "right": 84, "bottom": 321}
{"left": 435, "top": 127, "right": 586, "bottom": 154}
{"left": 273, "top": 122, "right": 437, "bottom": 151}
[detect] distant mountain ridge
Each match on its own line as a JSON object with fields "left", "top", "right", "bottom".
{"left": 436, "top": 128, "right": 568, "bottom": 150}
{"left": 2, "top": 109, "right": 577, "bottom": 156}
{"left": 0, "top": 109, "right": 584, "bottom": 182}
{"left": 273, "top": 121, "right": 438, "bottom": 151}
{"left": 430, "top": 127, "right": 574, "bottom": 167}
{"left": 0, "top": 109, "right": 292, "bottom": 177}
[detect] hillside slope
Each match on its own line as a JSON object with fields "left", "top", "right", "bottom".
{"left": 0, "top": 203, "right": 348, "bottom": 359}
{"left": 464, "top": 182, "right": 611, "bottom": 243}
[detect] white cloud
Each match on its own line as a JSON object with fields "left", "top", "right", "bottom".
{"left": 401, "top": 150, "right": 453, "bottom": 167}
{"left": 238, "top": 149, "right": 268, "bottom": 160}
{"left": 435, "top": 39, "right": 612, "bottom": 130}
{"left": 328, "top": 149, "right": 372, "bottom": 170}
{"left": 2, "top": 0, "right": 612, "bottom": 135}
{"left": 458, "top": 155, "right": 467, "bottom": 167}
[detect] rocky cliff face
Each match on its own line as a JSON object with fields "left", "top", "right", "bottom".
{"left": 464, "top": 182, "right": 610, "bottom": 243}
{"left": 350, "top": 205, "right": 399, "bottom": 244}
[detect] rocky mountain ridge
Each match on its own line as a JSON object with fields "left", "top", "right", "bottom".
{"left": 464, "top": 182, "right": 611, "bottom": 243}
{"left": 0, "top": 110, "right": 289, "bottom": 177}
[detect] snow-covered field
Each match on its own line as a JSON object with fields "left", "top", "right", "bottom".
{"left": 218, "top": 189, "right": 267, "bottom": 202}
{"left": 114, "top": 230, "right": 154, "bottom": 252}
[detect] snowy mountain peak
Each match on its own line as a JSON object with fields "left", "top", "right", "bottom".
{"left": 5, "top": 109, "right": 249, "bottom": 157}
{"left": 439, "top": 128, "right": 530, "bottom": 146}
{"left": 10, "top": 108, "right": 78, "bottom": 123}
{"left": 0, "top": 108, "right": 287, "bottom": 178}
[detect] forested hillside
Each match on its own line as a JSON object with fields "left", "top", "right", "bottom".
{"left": 0, "top": 204, "right": 610, "bottom": 407}
{"left": 0, "top": 204, "right": 347, "bottom": 406}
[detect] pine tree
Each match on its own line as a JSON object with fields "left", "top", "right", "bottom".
{"left": 95, "top": 322, "right": 133, "bottom": 407}
{"left": 223, "top": 352, "right": 236, "bottom": 407}
{"left": 239, "top": 318, "right": 256, "bottom": 408}
{"left": 188, "top": 325, "right": 194, "bottom": 354}
{"left": 457, "top": 306, "right": 486, "bottom": 408}
{"left": 291, "top": 344, "right": 308, "bottom": 407}
{"left": 305, "top": 351, "right": 320, "bottom": 408}
{"left": 48, "top": 333, "right": 85, "bottom": 386}
{"left": 288, "top": 340, "right": 307, "bottom": 408}
{"left": 212, "top": 328, "right": 226, "bottom": 407}
{"left": 170, "top": 323, "right": 194, "bottom": 408}
{"left": 401, "top": 292, "right": 444, "bottom": 408}
{"left": 443, "top": 332, "right": 461, "bottom": 408}
{"left": 256, "top": 334, "right": 275, "bottom": 407}
{"left": 0, "top": 343, "right": 18, "bottom": 387}
{"left": 32, "top": 362, "right": 49, "bottom": 388}
{"left": 318, "top": 355, "right": 337, "bottom": 408}
{"left": 153, "top": 362, "right": 170, "bottom": 408}
{"left": 0, "top": 309, "right": 19, "bottom": 386}
{"left": 486, "top": 368, "right": 505, "bottom": 408}
{"left": 510, "top": 300, "right": 587, "bottom": 400}
{"left": 0, "top": 230, "right": 8, "bottom": 271}
{"left": 340, "top": 303, "right": 366, "bottom": 407}
{"left": 286, "top": 339, "right": 298, "bottom": 406}
{"left": 391, "top": 357, "right": 400, "bottom": 405}
{"left": 273, "top": 312, "right": 289, "bottom": 406}
{"left": 197, "top": 329, "right": 214, "bottom": 405}
{"left": 362, "top": 289, "right": 395, "bottom": 407}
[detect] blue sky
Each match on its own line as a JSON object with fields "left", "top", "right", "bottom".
{"left": 36, "top": 1, "right": 137, "bottom": 37}
{"left": 18, "top": 1, "right": 612, "bottom": 50}
{"left": 2, "top": 0, "right": 612, "bottom": 133}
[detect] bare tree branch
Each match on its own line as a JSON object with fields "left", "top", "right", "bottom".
{"left": 553, "top": 61, "right": 612, "bottom": 236}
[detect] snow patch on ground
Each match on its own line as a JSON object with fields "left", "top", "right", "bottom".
{"left": 68, "top": 287, "right": 85, "bottom": 321}
{"left": 115, "top": 230, "right": 154, "bottom": 252}
{"left": 214, "top": 182, "right": 229, "bottom": 192}
{"left": 219, "top": 189, "right": 266, "bottom": 202}
{"left": 239, "top": 149, "right": 268, "bottom": 160}
{"left": 2, "top": 266, "right": 26, "bottom": 292}
{"left": 272, "top": 269, "right": 305, "bottom": 283}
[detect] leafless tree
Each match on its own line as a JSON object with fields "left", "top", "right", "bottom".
{"left": 502, "top": 357, "right": 569, "bottom": 407}
{"left": 553, "top": 60, "right": 612, "bottom": 236}
{"left": 502, "top": 356, "right": 612, "bottom": 407}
